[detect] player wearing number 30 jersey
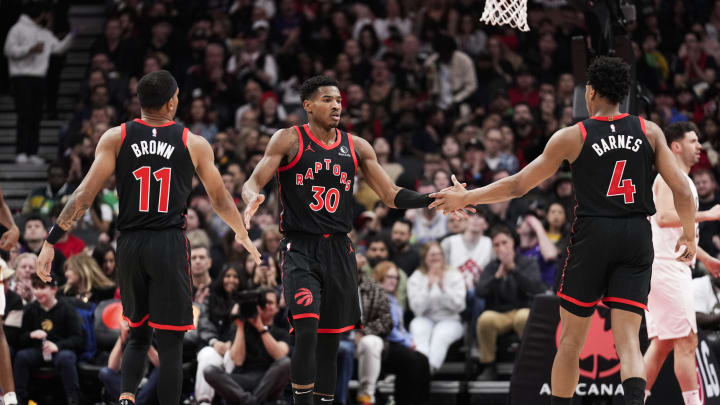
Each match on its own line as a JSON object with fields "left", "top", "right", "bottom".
{"left": 429, "top": 57, "right": 697, "bottom": 405}
{"left": 35, "top": 70, "right": 261, "bottom": 405}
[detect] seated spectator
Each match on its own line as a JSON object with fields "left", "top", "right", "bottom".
{"left": 252, "top": 255, "right": 279, "bottom": 293}
{"left": 516, "top": 215, "right": 557, "bottom": 289}
{"left": 390, "top": 219, "right": 420, "bottom": 276}
{"left": 191, "top": 244, "right": 213, "bottom": 304}
{"left": 178, "top": 98, "right": 219, "bottom": 142}
{"left": 19, "top": 216, "right": 66, "bottom": 285}
{"left": 204, "top": 289, "right": 291, "bottom": 405}
{"left": 411, "top": 182, "right": 448, "bottom": 244}
{"left": 195, "top": 265, "right": 242, "bottom": 405}
{"left": 61, "top": 254, "right": 116, "bottom": 304}
{"left": 475, "top": 227, "right": 545, "bottom": 380}
{"left": 336, "top": 255, "right": 392, "bottom": 405}
{"left": 407, "top": 241, "right": 466, "bottom": 371}
{"left": 544, "top": 202, "right": 568, "bottom": 245}
{"left": 1, "top": 260, "right": 25, "bottom": 350}
{"left": 14, "top": 275, "right": 85, "bottom": 405}
{"left": 694, "top": 169, "right": 720, "bottom": 258}
{"left": 91, "top": 243, "right": 117, "bottom": 282}
{"left": 373, "top": 261, "right": 431, "bottom": 405}
{"left": 98, "top": 320, "right": 158, "bottom": 405}
{"left": 21, "top": 162, "right": 74, "bottom": 216}
{"left": 363, "top": 236, "right": 407, "bottom": 309}
{"left": 11, "top": 253, "right": 37, "bottom": 304}
{"left": 260, "top": 226, "right": 282, "bottom": 263}
{"left": 483, "top": 128, "right": 519, "bottom": 174}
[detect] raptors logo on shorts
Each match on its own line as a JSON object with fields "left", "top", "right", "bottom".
{"left": 295, "top": 288, "right": 313, "bottom": 306}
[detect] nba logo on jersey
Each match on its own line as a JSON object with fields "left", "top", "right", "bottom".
{"left": 152, "top": 128, "right": 157, "bottom": 137}
{"left": 339, "top": 145, "right": 351, "bottom": 158}
{"left": 610, "top": 124, "right": 616, "bottom": 133}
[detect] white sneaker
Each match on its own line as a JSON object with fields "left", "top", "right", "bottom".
{"left": 28, "top": 155, "right": 44, "bottom": 165}
{"left": 15, "top": 153, "right": 27, "bottom": 164}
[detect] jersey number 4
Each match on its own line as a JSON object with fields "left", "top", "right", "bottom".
{"left": 310, "top": 186, "right": 340, "bottom": 213}
{"left": 133, "top": 166, "right": 171, "bottom": 213}
{"left": 606, "top": 160, "right": 636, "bottom": 204}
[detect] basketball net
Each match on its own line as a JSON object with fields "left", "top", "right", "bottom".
{"left": 480, "top": 0, "right": 530, "bottom": 32}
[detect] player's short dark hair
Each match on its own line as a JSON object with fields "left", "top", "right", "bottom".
{"left": 664, "top": 121, "right": 698, "bottom": 146}
{"left": 137, "top": 70, "right": 178, "bottom": 109}
{"left": 299, "top": 75, "right": 339, "bottom": 102}
{"left": 393, "top": 218, "right": 413, "bottom": 232}
{"left": 586, "top": 56, "right": 631, "bottom": 104}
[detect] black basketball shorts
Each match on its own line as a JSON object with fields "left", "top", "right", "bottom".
{"left": 117, "top": 228, "right": 194, "bottom": 331}
{"left": 556, "top": 215, "right": 654, "bottom": 317}
{"left": 281, "top": 232, "right": 362, "bottom": 333}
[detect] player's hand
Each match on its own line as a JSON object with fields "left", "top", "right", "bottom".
{"left": 0, "top": 225, "right": 19, "bottom": 250}
{"left": 429, "top": 175, "right": 475, "bottom": 215}
{"left": 36, "top": 242, "right": 54, "bottom": 283}
{"left": 235, "top": 231, "right": 262, "bottom": 265}
{"left": 706, "top": 258, "right": 720, "bottom": 278}
{"left": 243, "top": 193, "right": 265, "bottom": 230}
{"left": 674, "top": 236, "right": 697, "bottom": 263}
{"left": 707, "top": 204, "right": 720, "bottom": 220}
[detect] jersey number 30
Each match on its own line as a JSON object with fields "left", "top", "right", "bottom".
{"left": 606, "top": 160, "right": 636, "bottom": 204}
{"left": 133, "top": 166, "right": 171, "bottom": 213}
{"left": 310, "top": 186, "right": 340, "bottom": 213}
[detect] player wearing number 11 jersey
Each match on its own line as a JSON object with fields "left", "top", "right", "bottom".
{"left": 242, "top": 76, "right": 436, "bottom": 405}
{"left": 430, "top": 57, "right": 697, "bottom": 405}
{"left": 36, "top": 70, "right": 261, "bottom": 405}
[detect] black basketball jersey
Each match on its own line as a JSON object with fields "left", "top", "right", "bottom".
{"left": 115, "top": 119, "right": 194, "bottom": 231}
{"left": 572, "top": 114, "right": 656, "bottom": 218}
{"left": 277, "top": 125, "right": 357, "bottom": 235}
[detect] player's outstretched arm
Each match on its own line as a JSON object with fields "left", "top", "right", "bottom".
{"left": 188, "top": 133, "right": 261, "bottom": 265}
{"left": 37, "top": 127, "right": 120, "bottom": 282}
{"left": 241, "top": 128, "right": 296, "bottom": 228}
{"left": 697, "top": 246, "right": 720, "bottom": 277}
{"left": 353, "top": 136, "right": 433, "bottom": 209}
{"left": 648, "top": 121, "right": 697, "bottom": 262}
{"left": 654, "top": 176, "right": 719, "bottom": 227}
{"left": 0, "top": 186, "right": 19, "bottom": 250}
{"left": 430, "top": 126, "right": 582, "bottom": 213}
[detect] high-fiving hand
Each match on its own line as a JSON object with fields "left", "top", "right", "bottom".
{"left": 243, "top": 193, "right": 265, "bottom": 230}
{"left": 429, "top": 175, "right": 476, "bottom": 218}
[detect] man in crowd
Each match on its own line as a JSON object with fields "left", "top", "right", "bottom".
{"left": 191, "top": 244, "right": 213, "bottom": 305}
{"left": 204, "top": 289, "right": 291, "bottom": 405}
{"left": 693, "top": 169, "right": 720, "bottom": 259}
{"left": 19, "top": 216, "right": 66, "bottom": 285}
{"left": 390, "top": 219, "right": 420, "bottom": 276}
{"left": 22, "top": 162, "right": 74, "bottom": 216}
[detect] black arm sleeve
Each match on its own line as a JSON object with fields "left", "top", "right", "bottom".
{"left": 394, "top": 188, "right": 434, "bottom": 209}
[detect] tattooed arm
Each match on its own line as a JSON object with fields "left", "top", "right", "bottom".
{"left": 36, "top": 127, "right": 120, "bottom": 282}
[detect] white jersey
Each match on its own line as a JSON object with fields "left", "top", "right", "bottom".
{"left": 649, "top": 174, "right": 699, "bottom": 264}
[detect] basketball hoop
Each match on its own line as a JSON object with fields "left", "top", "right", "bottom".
{"left": 480, "top": 0, "right": 530, "bottom": 32}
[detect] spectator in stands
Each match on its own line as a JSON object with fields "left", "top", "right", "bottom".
{"left": 390, "top": 219, "right": 420, "bottom": 276}
{"left": 336, "top": 254, "right": 393, "bottom": 405}
{"left": 3, "top": 2, "right": 75, "bottom": 165}
{"left": 91, "top": 243, "right": 116, "bottom": 282}
{"left": 475, "top": 227, "right": 545, "bottom": 380}
{"left": 61, "top": 254, "right": 115, "bottom": 304}
{"left": 694, "top": 169, "right": 720, "bottom": 258}
{"left": 373, "top": 261, "right": 431, "bottom": 405}
{"left": 191, "top": 244, "right": 213, "bottom": 305}
{"left": 195, "top": 265, "right": 243, "bottom": 405}
{"left": 19, "top": 216, "right": 66, "bottom": 285}
{"left": 204, "top": 289, "right": 291, "bottom": 405}
{"left": 14, "top": 275, "right": 84, "bottom": 405}
{"left": 260, "top": 226, "right": 282, "bottom": 263}
{"left": 2, "top": 261, "right": 24, "bottom": 351}
{"left": 90, "top": 16, "right": 140, "bottom": 75}
{"left": 516, "top": 214, "right": 558, "bottom": 289}
{"left": 483, "top": 127, "right": 519, "bottom": 174}
{"left": 227, "top": 22, "right": 278, "bottom": 88}
{"left": 412, "top": 182, "right": 448, "bottom": 244}
{"left": 22, "top": 162, "right": 74, "bottom": 216}
{"left": 179, "top": 98, "right": 219, "bottom": 142}
{"left": 544, "top": 202, "right": 568, "bottom": 246}
{"left": 407, "top": 241, "right": 466, "bottom": 371}
{"left": 98, "top": 320, "right": 158, "bottom": 405}
{"left": 11, "top": 253, "right": 36, "bottom": 304}
{"left": 252, "top": 255, "right": 279, "bottom": 294}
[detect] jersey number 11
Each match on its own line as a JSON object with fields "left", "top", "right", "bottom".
{"left": 133, "top": 166, "right": 171, "bottom": 213}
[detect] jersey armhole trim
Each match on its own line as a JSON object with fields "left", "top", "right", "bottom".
{"left": 120, "top": 123, "right": 126, "bottom": 144}
{"left": 278, "top": 126, "right": 304, "bottom": 172}
{"left": 577, "top": 121, "right": 587, "bottom": 142}
{"left": 638, "top": 116, "right": 647, "bottom": 137}
{"left": 182, "top": 128, "right": 188, "bottom": 148}
{"left": 347, "top": 131, "right": 359, "bottom": 171}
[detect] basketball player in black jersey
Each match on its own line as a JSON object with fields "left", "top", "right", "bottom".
{"left": 36, "top": 70, "right": 262, "bottom": 405}
{"left": 431, "top": 57, "right": 697, "bottom": 405}
{"left": 242, "top": 75, "right": 435, "bottom": 405}
{"left": 0, "top": 186, "right": 18, "bottom": 405}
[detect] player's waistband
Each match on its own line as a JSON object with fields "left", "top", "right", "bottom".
{"left": 576, "top": 213, "right": 651, "bottom": 220}
{"left": 283, "top": 231, "right": 348, "bottom": 240}
{"left": 118, "top": 227, "right": 185, "bottom": 236}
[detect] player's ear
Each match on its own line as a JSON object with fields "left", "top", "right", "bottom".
{"left": 303, "top": 99, "right": 312, "bottom": 114}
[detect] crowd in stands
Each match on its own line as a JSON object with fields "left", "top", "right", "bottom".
{"left": 4, "top": 0, "right": 720, "bottom": 404}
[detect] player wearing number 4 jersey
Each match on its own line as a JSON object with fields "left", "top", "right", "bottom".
{"left": 242, "top": 76, "right": 437, "bottom": 405}
{"left": 430, "top": 57, "right": 697, "bottom": 405}
{"left": 35, "top": 70, "right": 262, "bottom": 405}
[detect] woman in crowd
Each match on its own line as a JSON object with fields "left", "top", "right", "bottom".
{"left": 373, "top": 261, "right": 431, "bottom": 405}
{"left": 194, "top": 265, "right": 242, "bottom": 405}
{"left": 406, "top": 241, "right": 466, "bottom": 371}
{"left": 62, "top": 254, "right": 116, "bottom": 304}
{"left": 12, "top": 253, "right": 37, "bottom": 304}
{"left": 92, "top": 243, "right": 117, "bottom": 282}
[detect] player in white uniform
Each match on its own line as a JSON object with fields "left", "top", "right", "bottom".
{"left": 0, "top": 186, "right": 19, "bottom": 404}
{"left": 644, "top": 122, "right": 720, "bottom": 405}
